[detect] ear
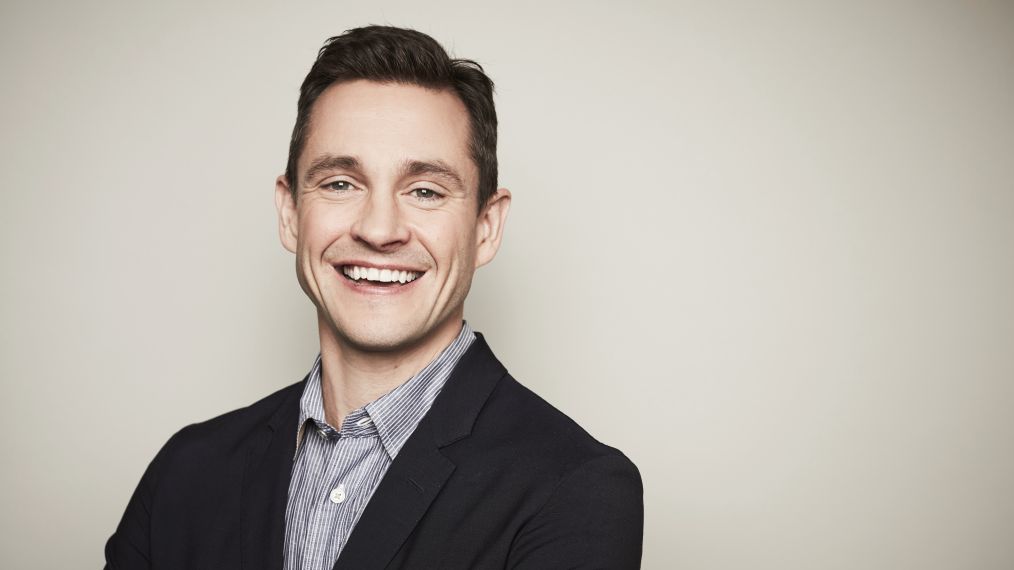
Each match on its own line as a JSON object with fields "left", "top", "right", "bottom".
{"left": 474, "top": 187, "right": 512, "bottom": 268}
{"left": 275, "top": 175, "right": 299, "bottom": 253}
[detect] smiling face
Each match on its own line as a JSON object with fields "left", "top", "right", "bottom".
{"left": 275, "top": 80, "right": 510, "bottom": 358}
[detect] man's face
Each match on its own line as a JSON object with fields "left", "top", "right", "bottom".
{"left": 275, "top": 80, "right": 509, "bottom": 354}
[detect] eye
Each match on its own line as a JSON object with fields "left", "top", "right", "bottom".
{"left": 324, "top": 179, "right": 358, "bottom": 193}
{"left": 410, "top": 187, "right": 443, "bottom": 201}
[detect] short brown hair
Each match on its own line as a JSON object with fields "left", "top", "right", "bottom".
{"left": 285, "top": 26, "right": 498, "bottom": 208}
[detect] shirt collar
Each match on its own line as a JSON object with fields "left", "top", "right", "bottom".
{"left": 295, "top": 322, "right": 476, "bottom": 459}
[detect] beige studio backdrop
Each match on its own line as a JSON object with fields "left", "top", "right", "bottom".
{"left": 1, "top": 0, "right": 1012, "bottom": 568}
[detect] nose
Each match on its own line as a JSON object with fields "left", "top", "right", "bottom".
{"left": 349, "top": 190, "right": 411, "bottom": 251}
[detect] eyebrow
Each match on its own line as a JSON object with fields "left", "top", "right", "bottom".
{"left": 401, "top": 159, "right": 464, "bottom": 190}
{"left": 302, "top": 154, "right": 361, "bottom": 186}
{"left": 301, "top": 154, "right": 465, "bottom": 191}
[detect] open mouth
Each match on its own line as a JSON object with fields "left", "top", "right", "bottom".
{"left": 339, "top": 265, "right": 423, "bottom": 287}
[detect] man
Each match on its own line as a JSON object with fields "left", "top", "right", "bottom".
{"left": 105, "top": 25, "right": 643, "bottom": 569}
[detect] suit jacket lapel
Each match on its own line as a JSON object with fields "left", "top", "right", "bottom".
{"left": 333, "top": 429, "right": 456, "bottom": 570}
{"left": 240, "top": 380, "right": 302, "bottom": 570}
{"left": 335, "top": 334, "right": 508, "bottom": 570}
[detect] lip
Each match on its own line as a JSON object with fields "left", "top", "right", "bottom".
{"left": 333, "top": 263, "right": 425, "bottom": 295}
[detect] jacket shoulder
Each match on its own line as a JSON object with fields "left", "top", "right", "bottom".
{"left": 175, "top": 380, "right": 303, "bottom": 442}
{"left": 426, "top": 370, "right": 642, "bottom": 568}
{"left": 152, "top": 379, "right": 304, "bottom": 479}
{"left": 489, "top": 373, "right": 635, "bottom": 468}
{"left": 493, "top": 376, "right": 643, "bottom": 567}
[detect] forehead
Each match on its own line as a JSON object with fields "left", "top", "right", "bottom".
{"left": 301, "top": 80, "right": 475, "bottom": 182}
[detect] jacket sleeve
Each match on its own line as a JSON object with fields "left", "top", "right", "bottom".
{"left": 507, "top": 453, "right": 644, "bottom": 569}
{"left": 104, "top": 432, "right": 178, "bottom": 570}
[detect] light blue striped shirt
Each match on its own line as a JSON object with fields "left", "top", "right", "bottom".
{"left": 283, "top": 323, "right": 475, "bottom": 570}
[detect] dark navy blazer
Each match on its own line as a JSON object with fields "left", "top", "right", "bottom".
{"left": 105, "top": 334, "right": 643, "bottom": 569}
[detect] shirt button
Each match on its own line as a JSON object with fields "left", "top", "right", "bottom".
{"left": 356, "top": 417, "right": 373, "bottom": 427}
{"left": 330, "top": 484, "right": 346, "bottom": 504}
{"left": 317, "top": 428, "right": 327, "bottom": 437}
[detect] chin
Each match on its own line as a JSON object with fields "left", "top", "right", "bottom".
{"left": 334, "top": 320, "right": 427, "bottom": 353}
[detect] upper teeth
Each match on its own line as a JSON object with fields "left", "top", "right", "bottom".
{"left": 343, "top": 265, "right": 421, "bottom": 284}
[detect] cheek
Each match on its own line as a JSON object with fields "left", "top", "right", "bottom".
{"left": 297, "top": 207, "right": 348, "bottom": 253}
{"left": 450, "top": 229, "right": 479, "bottom": 273}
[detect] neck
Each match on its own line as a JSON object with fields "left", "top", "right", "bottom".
{"left": 315, "top": 311, "right": 464, "bottom": 427}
